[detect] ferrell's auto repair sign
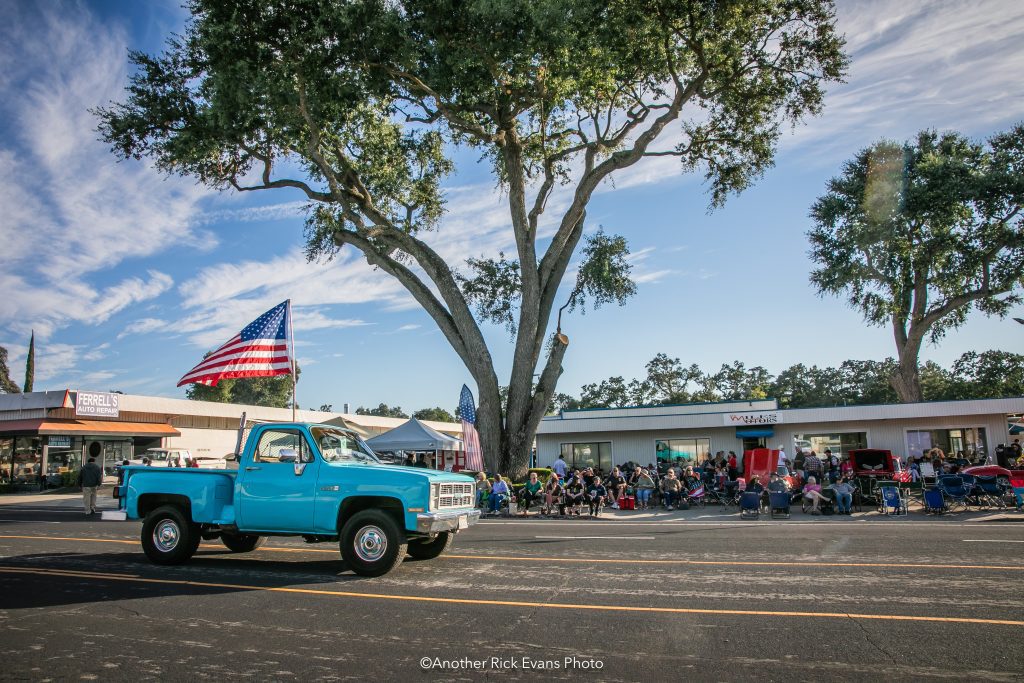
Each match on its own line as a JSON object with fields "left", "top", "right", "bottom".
{"left": 74, "top": 390, "right": 120, "bottom": 418}
{"left": 723, "top": 411, "right": 782, "bottom": 426}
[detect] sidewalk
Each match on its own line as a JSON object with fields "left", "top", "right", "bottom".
{"left": 0, "top": 485, "right": 117, "bottom": 509}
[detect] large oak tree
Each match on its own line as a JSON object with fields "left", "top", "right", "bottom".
{"left": 97, "top": 0, "right": 846, "bottom": 476}
{"left": 808, "top": 127, "right": 1024, "bottom": 402}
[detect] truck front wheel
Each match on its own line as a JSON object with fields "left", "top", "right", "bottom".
{"left": 340, "top": 510, "right": 407, "bottom": 577}
{"left": 221, "top": 533, "right": 266, "bottom": 553}
{"left": 407, "top": 532, "right": 454, "bottom": 560}
{"left": 141, "top": 505, "right": 200, "bottom": 565}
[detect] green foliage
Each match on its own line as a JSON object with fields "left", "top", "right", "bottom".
{"left": 185, "top": 354, "right": 300, "bottom": 409}
{"left": 0, "top": 346, "right": 19, "bottom": 394}
{"left": 94, "top": 0, "right": 847, "bottom": 475}
{"left": 412, "top": 406, "right": 456, "bottom": 422}
{"left": 564, "top": 350, "right": 1024, "bottom": 410}
{"left": 23, "top": 331, "right": 34, "bottom": 393}
{"left": 808, "top": 126, "right": 1024, "bottom": 400}
{"left": 356, "top": 403, "right": 409, "bottom": 418}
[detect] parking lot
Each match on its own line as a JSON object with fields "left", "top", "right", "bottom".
{"left": 1, "top": 497, "right": 1023, "bottom": 682}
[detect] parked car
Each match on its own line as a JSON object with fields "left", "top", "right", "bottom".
{"left": 108, "top": 422, "right": 479, "bottom": 576}
{"left": 129, "top": 448, "right": 224, "bottom": 469}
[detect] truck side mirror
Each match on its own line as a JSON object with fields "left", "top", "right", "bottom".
{"left": 278, "top": 449, "right": 298, "bottom": 463}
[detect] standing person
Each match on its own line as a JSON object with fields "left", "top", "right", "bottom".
{"left": 552, "top": 454, "right": 568, "bottom": 479}
{"left": 777, "top": 445, "right": 787, "bottom": 471}
{"left": 727, "top": 452, "right": 739, "bottom": 481}
{"left": 78, "top": 457, "right": 103, "bottom": 516}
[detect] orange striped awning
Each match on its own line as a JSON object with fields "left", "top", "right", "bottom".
{"left": 0, "top": 419, "right": 180, "bottom": 437}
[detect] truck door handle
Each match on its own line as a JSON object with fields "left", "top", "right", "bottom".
{"left": 245, "top": 466, "right": 262, "bottom": 472}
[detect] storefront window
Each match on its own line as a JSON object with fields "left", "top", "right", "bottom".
{"left": 46, "top": 436, "right": 83, "bottom": 477}
{"left": 560, "top": 442, "right": 612, "bottom": 472}
{"left": 656, "top": 438, "right": 711, "bottom": 466}
{"left": 907, "top": 428, "right": 987, "bottom": 460}
{"left": 13, "top": 436, "right": 43, "bottom": 483}
{"left": 0, "top": 437, "right": 12, "bottom": 484}
{"left": 793, "top": 432, "right": 866, "bottom": 458}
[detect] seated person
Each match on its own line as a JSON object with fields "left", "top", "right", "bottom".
{"left": 488, "top": 474, "right": 510, "bottom": 514}
{"left": 746, "top": 475, "right": 765, "bottom": 494}
{"left": 831, "top": 477, "right": 855, "bottom": 515}
{"left": 474, "top": 472, "right": 491, "bottom": 508}
{"left": 634, "top": 468, "right": 656, "bottom": 510}
{"left": 585, "top": 476, "right": 607, "bottom": 517}
{"left": 802, "top": 476, "right": 829, "bottom": 515}
{"left": 605, "top": 467, "right": 627, "bottom": 509}
{"left": 660, "top": 469, "right": 683, "bottom": 510}
{"left": 543, "top": 474, "right": 565, "bottom": 515}
{"left": 519, "top": 472, "right": 543, "bottom": 515}
{"left": 767, "top": 472, "right": 790, "bottom": 494}
{"left": 563, "top": 474, "right": 585, "bottom": 515}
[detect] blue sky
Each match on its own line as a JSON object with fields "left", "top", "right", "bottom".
{"left": 2, "top": 0, "right": 1023, "bottom": 414}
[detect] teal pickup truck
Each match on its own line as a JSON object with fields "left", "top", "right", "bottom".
{"left": 110, "top": 422, "right": 479, "bottom": 576}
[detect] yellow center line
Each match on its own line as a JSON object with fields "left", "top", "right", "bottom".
{"left": 0, "top": 565, "right": 1021, "bottom": 627}
{"left": 2, "top": 534, "right": 1022, "bottom": 572}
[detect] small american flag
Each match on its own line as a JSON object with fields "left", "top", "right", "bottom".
{"left": 459, "top": 384, "right": 485, "bottom": 472}
{"left": 177, "top": 301, "right": 293, "bottom": 387}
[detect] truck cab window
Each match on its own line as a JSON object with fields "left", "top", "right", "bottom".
{"left": 254, "top": 430, "right": 309, "bottom": 464}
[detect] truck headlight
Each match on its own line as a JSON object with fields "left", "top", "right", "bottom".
{"left": 430, "top": 483, "right": 439, "bottom": 512}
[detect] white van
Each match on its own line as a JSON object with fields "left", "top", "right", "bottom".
{"left": 131, "top": 448, "right": 225, "bottom": 469}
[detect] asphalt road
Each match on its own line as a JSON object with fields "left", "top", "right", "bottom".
{"left": 1, "top": 506, "right": 1023, "bottom": 682}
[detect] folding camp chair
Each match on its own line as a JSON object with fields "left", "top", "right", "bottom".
{"left": 687, "top": 483, "right": 706, "bottom": 509}
{"left": 936, "top": 475, "right": 971, "bottom": 512}
{"left": 922, "top": 487, "right": 947, "bottom": 515}
{"left": 971, "top": 476, "right": 1007, "bottom": 509}
{"left": 768, "top": 491, "right": 791, "bottom": 519}
{"left": 1010, "top": 478, "right": 1024, "bottom": 511}
{"left": 878, "top": 485, "right": 907, "bottom": 516}
{"left": 739, "top": 491, "right": 761, "bottom": 519}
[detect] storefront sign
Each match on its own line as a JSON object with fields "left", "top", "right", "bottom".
{"left": 48, "top": 436, "right": 72, "bottom": 448}
{"left": 723, "top": 411, "right": 782, "bottom": 426}
{"left": 74, "top": 391, "right": 120, "bottom": 418}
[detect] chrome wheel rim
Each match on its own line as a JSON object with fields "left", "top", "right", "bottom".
{"left": 354, "top": 525, "right": 387, "bottom": 562}
{"left": 153, "top": 519, "right": 180, "bottom": 553}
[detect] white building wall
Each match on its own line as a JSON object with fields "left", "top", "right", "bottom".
{"left": 537, "top": 413, "right": 1012, "bottom": 469}
{"left": 165, "top": 427, "right": 241, "bottom": 458}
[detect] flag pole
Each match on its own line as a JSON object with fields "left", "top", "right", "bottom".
{"left": 287, "top": 299, "right": 297, "bottom": 421}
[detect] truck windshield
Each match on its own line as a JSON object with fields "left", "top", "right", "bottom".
{"left": 311, "top": 428, "right": 380, "bottom": 464}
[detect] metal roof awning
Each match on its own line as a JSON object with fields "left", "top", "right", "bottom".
{"left": 736, "top": 427, "right": 775, "bottom": 438}
{"left": 0, "top": 419, "right": 180, "bottom": 438}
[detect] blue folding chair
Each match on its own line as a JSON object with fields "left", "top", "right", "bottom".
{"left": 879, "top": 485, "right": 907, "bottom": 516}
{"left": 768, "top": 491, "right": 791, "bottom": 519}
{"left": 922, "top": 487, "right": 947, "bottom": 515}
{"left": 739, "top": 491, "right": 761, "bottom": 519}
{"left": 972, "top": 475, "right": 1007, "bottom": 509}
{"left": 936, "top": 475, "right": 971, "bottom": 512}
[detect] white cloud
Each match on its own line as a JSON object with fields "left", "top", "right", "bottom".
{"left": 118, "top": 318, "right": 169, "bottom": 339}
{"left": 0, "top": 4, "right": 216, "bottom": 340}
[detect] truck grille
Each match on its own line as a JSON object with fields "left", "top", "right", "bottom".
{"left": 437, "top": 482, "right": 475, "bottom": 509}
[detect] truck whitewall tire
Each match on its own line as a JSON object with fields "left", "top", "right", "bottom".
{"left": 406, "top": 532, "right": 454, "bottom": 560}
{"left": 340, "top": 510, "right": 407, "bottom": 577}
{"left": 141, "top": 505, "right": 201, "bottom": 565}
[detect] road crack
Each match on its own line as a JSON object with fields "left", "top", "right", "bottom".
{"left": 847, "top": 613, "right": 897, "bottom": 665}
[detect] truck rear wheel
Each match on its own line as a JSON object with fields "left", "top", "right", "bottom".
{"left": 141, "top": 505, "right": 200, "bottom": 565}
{"left": 407, "top": 532, "right": 454, "bottom": 560}
{"left": 221, "top": 533, "right": 266, "bottom": 553}
{"left": 340, "top": 510, "right": 407, "bottom": 577}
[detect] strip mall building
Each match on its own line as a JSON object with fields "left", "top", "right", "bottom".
{"left": 535, "top": 397, "right": 1024, "bottom": 472}
{"left": 0, "top": 390, "right": 461, "bottom": 487}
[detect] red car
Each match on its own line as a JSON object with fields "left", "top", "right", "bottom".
{"left": 962, "top": 465, "right": 1024, "bottom": 486}
{"left": 847, "top": 448, "right": 905, "bottom": 479}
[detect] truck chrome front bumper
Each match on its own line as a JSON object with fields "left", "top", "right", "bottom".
{"left": 416, "top": 508, "right": 481, "bottom": 534}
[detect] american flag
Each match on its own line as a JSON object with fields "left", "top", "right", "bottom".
{"left": 459, "top": 384, "right": 485, "bottom": 471}
{"left": 177, "top": 301, "right": 293, "bottom": 387}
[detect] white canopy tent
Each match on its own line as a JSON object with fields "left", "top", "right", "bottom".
{"left": 365, "top": 418, "right": 462, "bottom": 469}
